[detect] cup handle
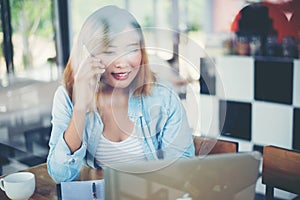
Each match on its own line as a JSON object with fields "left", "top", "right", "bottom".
{"left": 0, "top": 178, "right": 5, "bottom": 191}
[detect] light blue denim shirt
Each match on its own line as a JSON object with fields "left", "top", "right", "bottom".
{"left": 47, "top": 82, "right": 195, "bottom": 183}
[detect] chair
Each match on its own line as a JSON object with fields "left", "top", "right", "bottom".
{"left": 20, "top": 126, "right": 52, "bottom": 167}
{"left": 193, "top": 136, "right": 238, "bottom": 156}
{"left": 24, "top": 125, "right": 51, "bottom": 153}
{"left": 262, "top": 145, "right": 300, "bottom": 200}
{"left": 0, "top": 143, "right": 12, "bottom": 175}
{"left": 0, "top": 156, "right": 9, "bottom": 175}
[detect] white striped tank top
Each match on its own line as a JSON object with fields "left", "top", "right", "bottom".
{"left": 95, "top": 127, "right": 146, "bottom": 167}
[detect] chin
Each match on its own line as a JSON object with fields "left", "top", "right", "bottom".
{"left": 113, "top": 84, "right": 130, "bottom": 89}
{"left": 105, "top": 81, "right": 132, "bottom": 90}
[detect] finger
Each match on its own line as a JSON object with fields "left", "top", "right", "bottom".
{"left": 75, "top": 56, "right": 105, "bottom": 81}
{"left": 91, "top": 56, "right": 102, "bottom": 63}
{"left": 84, "top": 68, "right": 105, "bottom": 81}
{"left": 90, "top": 61, "right": 106, "bottom": 69}
{"left": 92, "top": 67, "right": 105, "bottom": 74}
{"left": 76, "top": 61, "right": 104, "bottom": 78}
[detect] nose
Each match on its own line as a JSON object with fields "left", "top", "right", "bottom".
{"left": 114, "top": 54, "right": 129, "bottom": 68}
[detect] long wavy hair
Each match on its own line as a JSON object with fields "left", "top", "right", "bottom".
{"left": 62, "top": 5, "right": 156, "bottom": 103}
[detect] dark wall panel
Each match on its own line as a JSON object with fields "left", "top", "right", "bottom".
{"left": 293, "top": 108, "right": 300, "bottom": 150}
{"left": 255, "top": 60, "right": 293, "bottom": 104}
{"left": 219, "top": 100, "right": 252, "bottom": 141}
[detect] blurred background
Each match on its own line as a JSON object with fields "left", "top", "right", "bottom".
{"left": 0, "top": 0, "right": 299, "bottom": 199}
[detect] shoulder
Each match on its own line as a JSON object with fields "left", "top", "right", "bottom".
{"left": 150, "top": 79, "right": 177, "bottom": 98}
{"left": 54, "top": 85, "right": 68, "bottom": 96}
{"left": 143, "top": 80, "right": 182, "bottom": 108}
{"left": 53, "top": 85, "right": 73, "bottom": 110}
{"left": 53, "top": 85, "right": 70, "bottom": 102}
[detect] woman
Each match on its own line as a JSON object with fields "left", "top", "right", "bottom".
{"left": 47, "top": 5, "right": 195, "bottom": 183}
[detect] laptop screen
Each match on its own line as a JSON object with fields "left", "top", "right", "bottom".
{"left": 104, "top": 152, "right": 261, "bottom": 200}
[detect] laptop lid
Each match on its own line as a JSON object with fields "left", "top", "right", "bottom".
{"left": 104, "top": 151, "right": 261, "bottom": 200}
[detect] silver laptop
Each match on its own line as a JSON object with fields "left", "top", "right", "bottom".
{"left": 103, "top": 152, "right": 261, "bottom": 200}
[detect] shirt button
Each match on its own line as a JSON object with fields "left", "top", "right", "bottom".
{"left": 68, "top": 158, "right": 75, "bottom": 164}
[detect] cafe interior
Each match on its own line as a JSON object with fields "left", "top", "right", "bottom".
{"left": 0, "top": 0, "right": 300, "bottom": 199}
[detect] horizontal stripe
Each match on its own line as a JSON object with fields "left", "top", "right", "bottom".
{"left": 95, "top": 130, "right": 146, "bottom": 166}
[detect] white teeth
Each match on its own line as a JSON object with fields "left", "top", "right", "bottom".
{"left": 116, "top": 73, "right": 128, "bottom": 77}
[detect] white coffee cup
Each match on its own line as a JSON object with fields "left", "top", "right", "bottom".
{"left": 0, "top": 172, "right": 35, "bottom": 200}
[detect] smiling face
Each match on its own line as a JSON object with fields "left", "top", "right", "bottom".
{"left": 96, "top": 28, "right": 142, "bottom": 91}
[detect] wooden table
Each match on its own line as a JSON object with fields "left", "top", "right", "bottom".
{"left": 0, "top": 163, "right": 103, "bottom": 200}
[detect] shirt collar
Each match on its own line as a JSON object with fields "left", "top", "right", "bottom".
{"left": 128, "top": 93, "right": 143, "bottom": 119}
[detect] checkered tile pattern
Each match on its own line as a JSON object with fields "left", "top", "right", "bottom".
{"left": 199, "top": 56, "right": 300, "bottom": 152}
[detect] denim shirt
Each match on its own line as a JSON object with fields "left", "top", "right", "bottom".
{"left": 47, "top": 82, "right": 195, "bottom": 183}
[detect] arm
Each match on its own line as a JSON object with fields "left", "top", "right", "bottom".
{"left": 63, "top": 107, "right": 86, "bottom": 153}
{"left": 47, "top": 52, "right": 105, "bottom": 183}
{"left": 47, "top": 86, "right": 87, "bottom": 183}
{"left": 64, "top": 53, "right": 105, "bottom": 153}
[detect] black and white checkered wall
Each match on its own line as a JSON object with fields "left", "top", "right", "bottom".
{"left": 199, "top": 56, "right": 300, "bottom": 152}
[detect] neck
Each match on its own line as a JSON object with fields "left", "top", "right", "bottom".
{"left": 98, "top": 85, "right": 129, "bottom": 110}
{"left": 101, "top": 85, "right": 129, "bottom": 97}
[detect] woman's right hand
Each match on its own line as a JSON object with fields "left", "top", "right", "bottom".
{"left": 73, "top": 55, "right": 106, "bottom": 112}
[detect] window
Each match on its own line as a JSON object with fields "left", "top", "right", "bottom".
{"left": 0, "top": 17, "right": 4, "bottom": 78}
{"left": 1, "top": 0, "right": 58, "bottom": 82}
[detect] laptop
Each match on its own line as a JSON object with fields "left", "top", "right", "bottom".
{"left": 103, "top": 151, "right": 261, "bottom": 200}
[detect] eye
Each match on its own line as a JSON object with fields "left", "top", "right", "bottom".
{"left": 128, "top": 48, "right": 140, "bottom": 54}
{"left": 103, "top": 50, "right": 115, "bottom": 55}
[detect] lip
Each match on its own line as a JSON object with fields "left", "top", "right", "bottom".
{"left": 111, "top": 72, "right": 131, "bottom": 80}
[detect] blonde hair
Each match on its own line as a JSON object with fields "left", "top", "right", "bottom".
{"left": 63, "top": 5, "right": 156, "bottom": 101}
